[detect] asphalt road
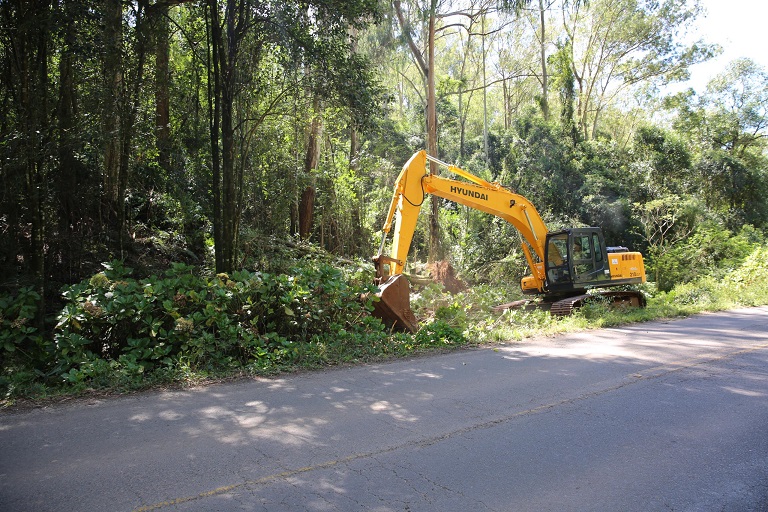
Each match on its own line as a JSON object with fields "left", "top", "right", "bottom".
{"left": 3, "top": 306, "right": 768, "bottom": 512}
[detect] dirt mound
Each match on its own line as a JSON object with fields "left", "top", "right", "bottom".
{"left": 428, "top": 260, "right": 467, "bottom": 294}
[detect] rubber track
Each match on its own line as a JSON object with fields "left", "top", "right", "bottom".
{"left": 550, "top": 290, "right": 647, "bottom": 316}
{"left": 550, "top": 294, "right": 592, "bottom": 316}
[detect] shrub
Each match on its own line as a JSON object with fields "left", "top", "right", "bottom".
{"left": 654, "top": 223, "right": 759, "bottom": 292}
{"left": 727, "top": 245, "right": 768, "bottom": 288}
{"left": 658, "top": 244, "right": 768, "bottom": 311}
{"left": 51, "top": 259, "right": 382, "bottom": 386}
{"left": 414, "top": 320, "right": 466, "bottom": 347}
{"left": 0, "top": 287, "right": 42, "bottom": 360}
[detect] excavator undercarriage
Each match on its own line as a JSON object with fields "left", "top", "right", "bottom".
{"left": 493, "top": 290, "right": 647, "bottom": 317}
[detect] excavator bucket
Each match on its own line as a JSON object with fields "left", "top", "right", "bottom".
{"left": 373, "top": 275, "right": 419, "bottom": 333}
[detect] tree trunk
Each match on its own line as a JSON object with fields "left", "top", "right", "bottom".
{"left": 221, "top": 81, "right": 236, "bottom": 271}
{"left": 349, "top": 26, "right": 360, "bottom": 171}
{"left": 114, "top": 2, "right": 148, "bottom": 256}
{"left": 208, "top": 0, "right": 249, "bottom": 272}
{"left": 31, "top": 1, "right": 49, "bottom": 333}
{"left": 426, "top": 0, "right": 441, "bottom": 262}
{"left": 350, "top": 125, "right": 359, "bottom": 170}
{"left": 481, "top": 16, "right": 488, "bottom": 164}
{"left": 458, "top": 87, "right": 465, "bottom": 159}
{"left": 538, "top": 0, "right": 549, "bottom": 120}
{"left": 299, "top": 187, "right": 316, "bottom": 240}
{"left": 10, "top": 0, "right": 51, "bottom": 331}
{"left": 103, "top": 0, "right": 122, "bottom": 225}
{"left": 57, "top": 0, "right": 78, "bottom": 266}
{"left": 154, "top": 4, "right": 171, "bottom": 174}
{"left": 502, "top": 78, "right": 510, "bottom": 130}
{"left": 207, "top": 0, "right": 224, "bottom": 272}
{"left": 300, "top": 97, "right": 322, "bottom": 240}
{"left": 290, "top": 200, "right": 299, "bottom": 237}
{"left": 564, "top": 27, "right": 588, "bottom": 139}
{"left": 393, "top": 0, "right": 442, "bottom": 262}
{"left": 220, "top": 1, "right": 238, "bottom": 271}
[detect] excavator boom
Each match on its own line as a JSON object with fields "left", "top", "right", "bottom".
{"left": 373, "top": 151, "right": 548, "bottom": 331}
{"left": 375, "top": 151, "right": 547, "bottom": 279}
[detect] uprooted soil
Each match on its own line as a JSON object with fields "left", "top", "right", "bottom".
{"left": 427, "top": 260, "right": 467, "bottom": 294}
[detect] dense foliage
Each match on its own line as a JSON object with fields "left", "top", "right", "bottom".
{"left": 1, "top": 0, "right": 767, "bottom": 400}
{"left": 53, "top": 261, "right": 377, "bottom": 381}
{"left": 0, "top": 253, "right": 473, "bottom": 396}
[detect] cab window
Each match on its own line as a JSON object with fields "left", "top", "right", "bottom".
{"left": 547, "top": 235, "right": 568, "bottom": 267}
{"left": 572, "top": 235, "right": 591, "bottom": 261}
{"left": 573, "top": 234, "right": 595, "bottom": 277}
{"left": 592, "top": 234, "right": 603, "bottom": 262}
{"left": 546, "top": 234, "right": 570, "bottom": 285}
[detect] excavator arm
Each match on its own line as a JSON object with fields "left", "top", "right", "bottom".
{"left": 372, "top": 151, "right": 550, "bottom": 331}
{"left": 375, "top": 150, "right": 548, "bottom": 286}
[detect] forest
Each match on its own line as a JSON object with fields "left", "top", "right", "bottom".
{"left": 2, "top": 0, "right": 768, "bottom": 398}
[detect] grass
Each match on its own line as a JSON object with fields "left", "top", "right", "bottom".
{"left": 419, "top": 273, "right": 768, "bottom": 347}
{"left": 3, "top": 268, "right": 768, "bottom": 409}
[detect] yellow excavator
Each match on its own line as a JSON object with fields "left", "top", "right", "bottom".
{"left": 372, "top": 150, "right": 646, "bottom": 332}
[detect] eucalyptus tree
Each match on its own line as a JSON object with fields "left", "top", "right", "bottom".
{"left": 390, "top": 0, "right": 533, "bottom": 261}
{"left": 517, "top": 0, "right": 559, "bottom": 121}
{"left": 562, "top": 0, "right": 713, "bottom": 140}
{"left": 495, "top": 22, "right": 538, "bottom": 129}
{"left": 440, "top": 2, "right": 488, "bottom": 159}
{"left": 526, "top": 0, "right": 589, "bottom": 122}
{"left": 391, "top": 0, "right": 443, "bottom": 258}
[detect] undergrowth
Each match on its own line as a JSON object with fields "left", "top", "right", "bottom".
{"left": 412, "top": 244, "right": 768, "bottom": 344}
{"left": 2, "top": 245, "right": 768, "bottom": 405}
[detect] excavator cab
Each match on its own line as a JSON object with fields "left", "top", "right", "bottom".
{"left": 544, "top": 228, "right": 611, "bottom": 294}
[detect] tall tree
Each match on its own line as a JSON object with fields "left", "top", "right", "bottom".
{"left": 0, "top": 0, "right": 52, "bottom": 328}
{"left": 206, "top": 0, "right": 245, "bottom": 272}
{"left": 102, "top": 0, "right": 151, "bottom": 253}
{"left": 205, "top": 0, "right": 381, "bottom": 272}
{"left": 299, "top": 94, "right": 322, "bottom": 240}
{"left": 390, "top": 0, "right": 535, "bottom": 260}
{"left": 102, "top": 0, "right": 122, "bottom": 225}
{"left": 550, "top": 38, "right": 578, "bottom": 140}
{"left": 393, "top": 0, "right": 442, "bottom": 260}
{"left": 152, "top": 3, "right": 172, "bottom": 174}
{"left": 563, "top": 0, "right": 713, "bottom": 139}
{"left": 703, "top": 58, "right": 768, "bottom": 159}
{"left": 525, "top": 0, "right": 588, "bottom": 122}
{"left": 523, "top": 0, "right": 556, "bottom": 120}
